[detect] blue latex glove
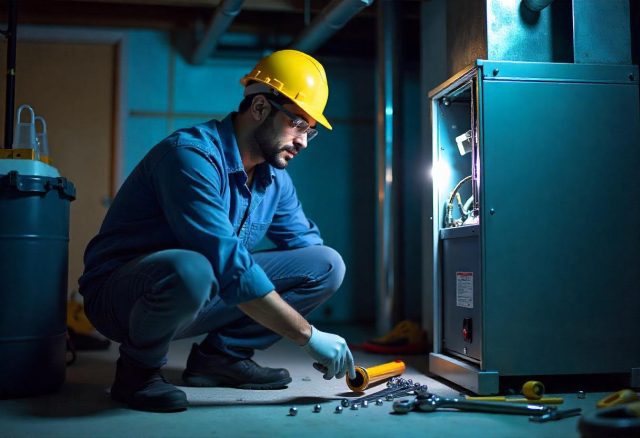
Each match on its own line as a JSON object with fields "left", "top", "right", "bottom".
{"left": 302, "top": 326, "right": 356, "bottom": 380}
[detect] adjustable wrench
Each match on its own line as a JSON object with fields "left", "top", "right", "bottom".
{"left": 393, "top": 394, "right": 553, "bottom": 416}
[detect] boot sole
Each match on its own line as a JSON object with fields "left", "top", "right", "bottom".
{"left": 183, "top": 373, "right": 292, "bottom": 390}
{"left": 111, "top": 389, "right": 188, "bottom": 413}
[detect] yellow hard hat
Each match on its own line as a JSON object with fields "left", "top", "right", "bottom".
{"left": 240, "top": 49, "right": 332, "bottom": 130}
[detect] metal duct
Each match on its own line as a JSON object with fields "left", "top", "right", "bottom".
{"left": 572, "top": 0, "right": 631, "bottom": 64}
{"left": 191, "top": 0, "right": 245, "bottom": 64}
{"left": 447, "top": 0, "right": 573, "bottom": 75}
{"left": 291, "top": 0, "right": 374, "bottom": 53}
{"left": 375, "top": 0, "right": 399, "bottom": 334}
{"left": 522, "top": 0, "right": 555, "bottom": 12}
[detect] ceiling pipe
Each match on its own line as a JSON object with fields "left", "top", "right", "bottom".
{"left": 191, "top": 0, "right": 245, "bottom": 65}
{"left": 291, "top": 0, "right": 374, "bottom": 53}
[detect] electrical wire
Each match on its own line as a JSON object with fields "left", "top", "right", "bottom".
{"left": 445, "top": 175, "right": 472, "bottom": 227}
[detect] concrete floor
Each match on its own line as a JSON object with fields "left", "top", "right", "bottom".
{"left": 1, "top": 327, "right": 605, "bottom": 437}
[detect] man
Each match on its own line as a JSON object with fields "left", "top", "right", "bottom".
{"left": 79, "top": 49, "right": 355, "bottom": 413}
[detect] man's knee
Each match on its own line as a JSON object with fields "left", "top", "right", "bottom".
{"left": 316, "top": 246, "right": 346, "bottom": 294}
{"left": 169, "top": 250, "right": 215, "bottom": 313}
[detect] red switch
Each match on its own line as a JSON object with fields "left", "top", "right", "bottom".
{"left": 462, "top": 318, "right": 472, "bottom": 342}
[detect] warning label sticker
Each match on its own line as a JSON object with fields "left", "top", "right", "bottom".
{"left": 456, "top": 272, "right": 473, "bottom": 308}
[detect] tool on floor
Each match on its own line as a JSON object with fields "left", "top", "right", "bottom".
{"left": 350, "top": 377, "right": 426, "bottom": 406}
{"left": 596, "top": 389, "right": 639, "bottom": 409}
{"left": 529, "top": 408, "right": 582, "bottom": 423}
{"left": 579, "top": 401, "right": 640, "bottom": 437}
{"left": 346, "top": 359, "right": 406, "bottom": 392}
{"left": 465, "top": 396, "right": 564, "bottom": 404}
{"left": 522, "top": 380, "right": 545, "bottom": 400}
{"left": 393, "top": 393, "right": 553, "bottom": 416}
{"left": 465, "top": 380, "right": 564, "bottom": 404}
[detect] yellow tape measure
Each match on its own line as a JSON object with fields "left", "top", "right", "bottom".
{"left": 522, "top": 380, "right": 545, "bottom": 400}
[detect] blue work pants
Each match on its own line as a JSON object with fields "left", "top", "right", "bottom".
{"left": 84, "top": 246, "right": 345, "bottom": 369}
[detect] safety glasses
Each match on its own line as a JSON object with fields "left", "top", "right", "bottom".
{"left": 267, "top": 99, "right": 318, "bottom": 142}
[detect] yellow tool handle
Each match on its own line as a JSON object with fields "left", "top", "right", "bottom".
{"left": 346, "top": 360, "right": 406, "bottom": 392}
{"left": 596, "top": 389, "right": 639, "bottom": 409}
{"left": 465, "top": 395, "right": 564, "bottom": 404}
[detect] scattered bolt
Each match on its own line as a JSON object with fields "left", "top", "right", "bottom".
{"left": 578, "top": 391, "right": 586, "bottom": 399}
{"left": 386, "top": 395, "right": 394, "bottom": 401}
{"left": 362, "top": 400, "right": 368, "bottom": 408}
{"left": 376, "top": 399, "right": 383, "bottom": 406}
{"left": 313, "top": 404, "right": 322, "bottom": 413}
{"left": 289, "top": 407, "right": 298, "bottom": 416}
{"left": 351, "top": 403, "right": 359, "bottom": 410}
{"left": 335, "top": 406, "right": 343, "bottom": 414}
{"left": 341, "top": 399, "right": 350, "bottom": 407}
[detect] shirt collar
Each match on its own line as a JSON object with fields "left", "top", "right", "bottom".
{"left": 219, "top": 113, "right": 275, "bottom": 185}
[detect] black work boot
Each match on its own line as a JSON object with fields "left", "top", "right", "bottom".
{"left": 110, "top": 358, "right": 188, "bottom": 412}
{"left": 182, "top": 343, "right": 292, "bottom": 389}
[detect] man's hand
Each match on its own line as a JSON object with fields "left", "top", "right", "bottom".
{"left": 302, "top": 326, "right": 356, "bottom": 380}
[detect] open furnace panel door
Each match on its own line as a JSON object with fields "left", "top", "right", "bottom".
{"left": 432, "top": 70, "right": 482, "bottom": 364}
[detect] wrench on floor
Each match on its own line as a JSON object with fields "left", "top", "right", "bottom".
{"left": 393, "top": 394, "right": 553, "bottom": 416}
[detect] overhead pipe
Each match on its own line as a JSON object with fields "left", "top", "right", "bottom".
{"left": 291, "top": 0, "right": 374, "bottom": 53}
{"left": 191, "top": 0, "right": 245, "bottom": 65}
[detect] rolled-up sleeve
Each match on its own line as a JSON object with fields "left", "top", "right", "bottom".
{"left": 150, "top": 145, "right": 273, "bottom": 305}
{"left": 267, "top": 170, "right": 323, "bottom": 249}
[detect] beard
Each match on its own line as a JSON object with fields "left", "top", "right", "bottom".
{"left": 253, "top": 114, "right": 296, "bottom": 169}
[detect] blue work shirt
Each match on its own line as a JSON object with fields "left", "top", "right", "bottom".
{"left": 79, "top": 113, "right": 323, "bottom": 305}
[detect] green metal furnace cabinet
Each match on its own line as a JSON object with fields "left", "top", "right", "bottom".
{"left": 428, "top": 60, "right": 640, "bottom": 394}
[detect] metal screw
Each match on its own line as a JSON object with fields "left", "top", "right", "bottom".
{"left": 313, "top": 404, "right": 322, "bottom": 413}
{"left": 289, "top": 407, "right": 298, "bottom": 416}
{"left": 376, "top": 399, "right": 383, "bottom": 406}
{"left": 362, "top": 400, "right": 368, "bottom": 408}
{"left": 490, "top": 208, "right": 495, "bottom": 215}
{"left": 493, "top": 68, "right": 499, "bottom": 76}
{"left": 578, "top": 391, "right": 586, "bottom": 399}
{"left": 351, "top": 403, "right": 359, "bottom": 410}
{"left": 335, "top": 405, "right": 343, "bottom": 414}
{"left": 341, "top": 399, "right": 350, "bottom": 407}
{"left": 386, "top": 395, "right": 394, "bottom": 401}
